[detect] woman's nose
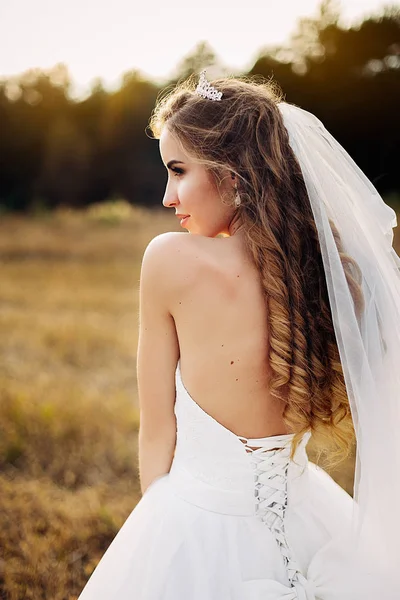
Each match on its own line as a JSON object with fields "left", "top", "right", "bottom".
{"left": 162, "top": 185, "right": 178, "bottom": 208}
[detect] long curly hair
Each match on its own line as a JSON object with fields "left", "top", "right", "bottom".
{"left": 148, "top": 73, "right": 363, "bottom": 464}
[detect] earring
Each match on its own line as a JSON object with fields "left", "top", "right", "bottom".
{"left": 234, "top": 185, "right": 241, "bottom": 207}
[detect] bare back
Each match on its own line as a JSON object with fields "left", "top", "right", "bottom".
{"left": 169, "top": 233, "right": 289, "bottom": 439}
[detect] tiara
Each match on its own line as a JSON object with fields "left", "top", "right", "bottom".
{"left": 195, "top": 69, "right": 223, "bottom": 101}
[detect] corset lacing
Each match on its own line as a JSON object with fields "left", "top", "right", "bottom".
{"left": 238, "top": 436, "right": 308, "bottom": 593}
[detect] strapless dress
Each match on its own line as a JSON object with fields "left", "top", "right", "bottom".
{"left": 77, "top": 359, "right": 356, "bottom": 600}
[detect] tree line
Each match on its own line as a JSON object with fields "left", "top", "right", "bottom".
{"left": 0, "top": 1, "right": 399, "bottom": 213}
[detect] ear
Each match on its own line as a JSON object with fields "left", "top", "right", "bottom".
{"left": 230, "top": 171, "right": 238, "bottom": 187}
{"left": 219, "top": 169, "right": 236, "bottom": 189}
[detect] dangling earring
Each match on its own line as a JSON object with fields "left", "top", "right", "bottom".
{"left": 234, "top": 184, "right": 241, "bottom": 207}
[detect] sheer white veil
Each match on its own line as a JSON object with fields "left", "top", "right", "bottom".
{"left": 278, "top": 101, "right": 400, "bottom": 597}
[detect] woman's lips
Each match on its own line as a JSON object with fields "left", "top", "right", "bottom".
{"left": 180, "top": 216, "right": 190, "bottom": 227}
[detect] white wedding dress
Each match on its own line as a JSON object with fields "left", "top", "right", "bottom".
{"left": 77, "top": 358, "right": 356, "bottom": 600}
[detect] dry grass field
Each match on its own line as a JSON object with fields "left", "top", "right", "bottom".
{"left": 0, "top": 199, "right": 398, "bottom": 599}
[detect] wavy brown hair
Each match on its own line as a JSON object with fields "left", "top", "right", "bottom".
{"left": 148, "top": 73, "right": 364, "bottom": 464}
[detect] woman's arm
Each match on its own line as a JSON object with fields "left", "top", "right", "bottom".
{"left": 136, "top": 233, "right": 180, "bottom": 495}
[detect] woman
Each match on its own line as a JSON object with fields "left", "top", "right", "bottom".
{"left": 77, "top": 71, "right": 400, "bottom": 599}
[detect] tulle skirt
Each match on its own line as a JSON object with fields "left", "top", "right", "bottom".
{"left": 77, "top": 461, "right": 354, "bottom": 600}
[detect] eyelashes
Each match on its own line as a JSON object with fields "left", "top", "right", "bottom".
{"left": 171, "top": 168, "right": 184, "bottom": 177}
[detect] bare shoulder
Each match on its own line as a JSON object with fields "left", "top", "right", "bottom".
{"left": 143, "top": 231, "right": 214, "bottom": 272}
{"left": 142, "top": 232, "right": 244, "bottom": 292}
{"left": 141, "top": 232, "right": 254, "bottom": 327}
{"left": 141, "top": 232, "right": 207, "bottom": 298}
{"left": 144, "top": 231, "right": 196, "bottom": 252}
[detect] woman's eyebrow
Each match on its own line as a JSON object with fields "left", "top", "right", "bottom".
{"left": 167, "top": 160, "right": 185, "bottom": 169}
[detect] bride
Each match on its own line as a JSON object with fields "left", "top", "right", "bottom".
{"left": 77, "top": 71, "right": 400, "bottom": 599}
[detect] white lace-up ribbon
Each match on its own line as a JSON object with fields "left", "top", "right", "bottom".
{"left": 238, "top": 436, "right": 308, "bottom": 594}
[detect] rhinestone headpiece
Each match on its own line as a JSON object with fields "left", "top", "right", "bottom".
{"left": 195, "top": 69, "right": 223, "bottom": 101}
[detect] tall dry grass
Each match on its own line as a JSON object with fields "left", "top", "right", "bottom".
{"left": 0, "top": 202, "right": 177, "bottom": 599}
{"left": 0, "top": 199, "right": 398, "bottom": 599}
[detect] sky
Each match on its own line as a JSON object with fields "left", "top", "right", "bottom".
{"left": 0, "top": 0, "right": 393, "bottom": 99}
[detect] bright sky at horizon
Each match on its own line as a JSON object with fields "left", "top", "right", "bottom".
{"left": 0, "top": 0, "right": 392, "bottom": 99}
